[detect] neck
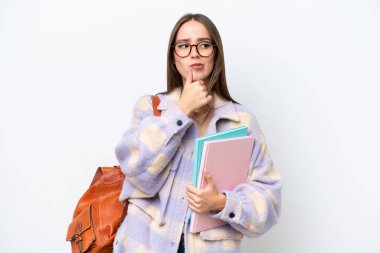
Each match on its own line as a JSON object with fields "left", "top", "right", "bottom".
{"left": 191, "top": 104, "right": 213, "bottom": 126}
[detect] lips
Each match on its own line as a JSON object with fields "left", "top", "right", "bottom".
{"left": 190, "top": 63, "right": 204, "bottom": 70}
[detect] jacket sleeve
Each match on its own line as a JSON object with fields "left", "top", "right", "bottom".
{"left": 210, "top": 112, "right": 282, "bottom": 237}
{"left": 115, "top": 94, "right": 193, "bottom": 198}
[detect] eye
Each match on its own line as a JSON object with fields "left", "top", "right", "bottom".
{"left": 177, "top": 43, "right": 189, "bottom": 49}
{"left": 199, "top": 42, "right": 212, "bottom": 49}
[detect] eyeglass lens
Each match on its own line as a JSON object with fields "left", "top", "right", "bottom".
{"left": 174, "top": 42, "right": 214, "bottom": 57}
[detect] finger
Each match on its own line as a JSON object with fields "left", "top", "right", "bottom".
{"left": 187, "top": 195, "right": 198, "bottom": 207}
{"left": 193, "top": 80, "right": 203, "bottom": 87}
{"left": 185, "top": 68, "right": 193, "bottom": 86}
{"left": 187, "top": 202, "right": 201, "bottom": 213}
{"left": 202, "top": 90, "right": 209, "bottom": 98}
{"left": 187, "top": 197, "right": 202, "bottom": 212}
{"left": 186, "top": 190, "right": 201, "bottom": 203}
{"left": 206, "top": 95, "right": 213, "bottom": 104}
{"left": 186, "top": 184, "right": 201, "bottom": 195}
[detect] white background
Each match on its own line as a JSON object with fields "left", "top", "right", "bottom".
{"left": 1, "top": 0, "right": 379, "bottom": 252}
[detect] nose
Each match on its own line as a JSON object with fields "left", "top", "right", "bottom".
{"left": 190, "top": 45, "right": 200, "bottom": 58}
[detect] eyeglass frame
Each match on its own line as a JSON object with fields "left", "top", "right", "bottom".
{"left": 172, "top": 41, "right": 216, "bottom": 58}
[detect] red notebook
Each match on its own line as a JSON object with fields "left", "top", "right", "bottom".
{"left": 189, "top": 136, "right": 254, "bottom": 233}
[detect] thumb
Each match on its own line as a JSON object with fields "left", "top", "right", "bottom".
{"left": 204, "top": 172, "right": 215, "bottom": 188}
{"left": 185, "top": 68, "right": 193, "bottom": 86}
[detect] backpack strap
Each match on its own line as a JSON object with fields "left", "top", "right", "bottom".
{"left": 151, "top": 95, "right": 161, "bottom": 116}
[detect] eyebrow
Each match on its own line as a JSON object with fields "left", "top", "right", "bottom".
{"left": 175, "top": 37, "right": 212, "bottom": 43}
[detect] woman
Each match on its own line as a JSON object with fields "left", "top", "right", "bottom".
{"left": 113, "top": 13, "right": 282, "bottom": 253}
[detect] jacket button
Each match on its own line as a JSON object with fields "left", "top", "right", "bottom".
{"left": 229, "top": 212, "right": 235, "bottom": 218}
{"left": 176, "top": 120, "right": 183, "bottom": 126}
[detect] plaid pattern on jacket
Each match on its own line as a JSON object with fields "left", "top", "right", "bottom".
{"left": 113, "top": 87, "right": 282, "bottom": 253}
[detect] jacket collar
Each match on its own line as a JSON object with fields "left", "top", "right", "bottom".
{"left": 157, "top": 87, "right": 240, "bottom": 123}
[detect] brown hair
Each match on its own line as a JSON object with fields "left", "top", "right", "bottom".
{"left": 163, "top": 13, "right": 238, "bottom": 103}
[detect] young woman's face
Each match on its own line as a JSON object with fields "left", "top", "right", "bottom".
{"left": 174, "top": 20, "right": 215, "bottom": 85}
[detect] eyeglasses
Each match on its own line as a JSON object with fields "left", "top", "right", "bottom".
{"left": 172, "top": 41, "right": 216, "bottom": 58}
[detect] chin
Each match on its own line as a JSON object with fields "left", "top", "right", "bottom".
{"left": 193, "top": 73, "right": 208, "bottom": 81}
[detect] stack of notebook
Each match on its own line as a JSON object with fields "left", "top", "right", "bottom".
{"left": 189, "top": 126, "right": 254, "bottom": 233}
